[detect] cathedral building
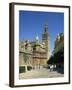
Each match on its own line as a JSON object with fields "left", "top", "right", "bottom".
{"left": 19, "top": 24, "right": 50, "bottom": 72}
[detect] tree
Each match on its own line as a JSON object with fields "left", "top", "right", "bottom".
{"left": 47, "top": 55, "right": 54, "bottom": 64}
{"left": 53, "top": 49, "right": 64, "bottom": 65}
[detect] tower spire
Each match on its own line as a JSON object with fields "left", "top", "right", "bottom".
{"left": 44, "top": 23, "right": 48, "bottom": 33}
{"left": 42, "top": 23, "right": 50, "bottom": 60}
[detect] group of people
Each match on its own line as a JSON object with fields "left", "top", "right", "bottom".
{"left": 49, "top": 64, "right": 56, "bottom": 72}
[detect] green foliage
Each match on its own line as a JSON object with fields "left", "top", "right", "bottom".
{"left": 27, "top": 66, "right": 32, "bottom": 71}
{"left": 19, "top": 66, "right": 32, "bottom": 73}
{"left": 19, "top": 66, "right": 26, "bottom": 73}
{"left": 47, "top": 49, "right": 64, "bottom": 65}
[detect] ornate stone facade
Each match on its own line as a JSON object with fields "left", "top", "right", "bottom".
{"left": 19, "top": 24, "right": 50, "bottom": 70}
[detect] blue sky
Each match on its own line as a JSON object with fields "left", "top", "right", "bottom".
{"left": 19, "top": 10, "right": 64, "bottom": 52}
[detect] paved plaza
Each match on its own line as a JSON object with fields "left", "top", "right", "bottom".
{"left": 19, "top": 67, "right": 64, "bottom": 79}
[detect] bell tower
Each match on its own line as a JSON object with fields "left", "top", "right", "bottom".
{"left": 42, "top": 24, "right": 50, "bottom": 61}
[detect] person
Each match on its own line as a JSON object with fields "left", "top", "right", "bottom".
{"left": 50, "top": 65, "right": 53, "bottom": 72}
{"left": 53, "top": 64, "right": 56, "bottom": 71}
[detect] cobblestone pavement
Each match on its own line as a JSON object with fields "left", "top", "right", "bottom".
{"left": 19, "top": 68, "right": 64, "bottom": 79}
